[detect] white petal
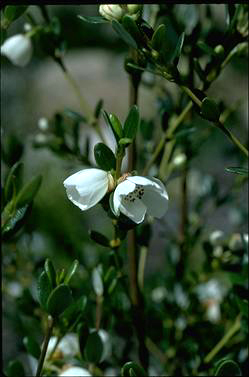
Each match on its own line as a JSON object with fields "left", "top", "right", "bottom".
{"left": 1, "top": 34, "right": 32, "bottom": 67}
{"left": 120, "top": 199, "right": 147, "bottom": 224}
{"left": 127, "top": 175, "right": 160, "bottom": 188}
{"left": 63, "top": 168, "right": 108, "bottom": 210}
{"left": 141, "top": 185, "right": 169, "bottom": 218}
{"left": 113, "top": 179, "right": 135, "bottom": 215}
{"left": 59, "top": 366, "right": 92, "bottom": 377}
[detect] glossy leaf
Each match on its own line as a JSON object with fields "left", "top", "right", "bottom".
{"left": 37, "top": 271, "right": 52, "bottom": 311}
{"left": 78, "top": 15, "right": 109, "bottom": 24}
{"left": 15, "top": 174, "right": 42, "bottom": 209}
{"left": 119, "top": 138, "right": 133, "bottom": 146}
{"left": 94, "top": 99, "right": 104, "bottom": 118}
{"left": 122, "top": 15, "right": 144, "bottom": 45}
{"left": 103, "top": 111, "right": 123, "bottom": 143}
{"left": 172, "top": 32, "right": 185, "bottom": 64}
{"left": 2, "top": 204, "right": 29, "bottom": 236}
{"left": 214, "top": 359, "right": 242, "bottom": 376}
{"left": 78, "top": 322, "right": 90, "bottom": 357}
{"left": 197, "top": 41, "right": 216, "bottom": 56}
{"left": 64, "top": 259, "right": 79, "bottom": 284}
{"left": 112, "top": 19, "right": 137, "bottom": 49}
{"left": 84, "top": 331, "right": 104, "bottom": 363}
{"left": 94, "top": 143, "right": 116, "bottom": 171}
{"left": 44, "top": 259, "right": 57, "bottom": 289}
{"left": 23, "top": 336, "right": 41, "bottom": 359}
{"left": 3, "top": 6, "right": 28, "bottom": 25}
{"left": 64, "top": 109, "right": 86, "bottom": 122}
{"left": 47, "top": 284, "right": 73, "bottom": 317}
{"left": 123, "top": 105, "right": 139, "bottom": 140}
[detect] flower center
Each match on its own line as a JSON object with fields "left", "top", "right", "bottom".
{"left": 124, "top": 184, "right": 144, "bottom": 203}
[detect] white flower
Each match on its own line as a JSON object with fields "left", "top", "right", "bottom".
{"left": 92, "top": 265, "right": 104, "bottom": 296}
{"left": 59, "top": 366, "right": 91, "bottom": 377}
{"left": 113, "top": 176, "right": 169, "bottom": 224}
{"left": 99, "top": 5, "right": 125, "bottom": 21}
{"left": 46, "top": 333, "right": 79, "bottom": 360}
{"left": 63, "top": 168, "right": 114, "bottom": 211}
{"left": 1, "top": 34, "right": 33, "bottom": 67}
{"left": 209, "top": 230, "right": 225, "bottom": 246}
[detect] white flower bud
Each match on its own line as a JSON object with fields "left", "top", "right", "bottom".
{"left": 24, "top": 23, "right": 32, "bottom": 32}
{"left": 173, "top": 152, "right": 186, "bottom": 167}
{"left": 209, "top": 230, "right": 225, "bottom": 246}
{"left": 92, "top": 266, "right": 104, "bottom": 296}
{"left": 38, "top": 117, "right": 49, "bottom": 131}
{"left": 34, "top": 133, "right": 47, "bottom": 145}
{"left": 99, "top": 4, "right": 124, "bottom": 21}
{"left": 1, "top": 34, "right": 33, "bottom": 67}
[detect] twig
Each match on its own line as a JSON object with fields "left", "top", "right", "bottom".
{"left": 36, "top": 316, "right": 54, "bottom": 377}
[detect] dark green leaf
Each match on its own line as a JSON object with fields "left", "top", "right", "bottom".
{"left": 5, "top": 359, "right": 25, "bottom": 377}
{"left": 122, "top": 15, "right": 144, "bottom": 45}
{"left": 78, "top": 15, "right": 109, "bottom": 24}
{"left": 200, "top": 98, "right": 221, "bottom": 122}
{"left": 151, "top": 23, "right": 173, "bottom": 64}
{"left": 84, "top": 331, "right": 104, "bottom": 363}
{"left": 123, "top": 105, "right": 139, "bottom": 140}
{"left": 121, "top": 361, "right": 147, "bottom": 376}
{"left": 37, "top": 271, "right": 52, "bottom": 311}
{"left": 47, "top": 284, "right": 73, "bottom": 317}
{"left": 225, "top": 167, "right": 248, "bottom": 176}
{"left": 44, "top": 259, "right": 57, "bottom": 289}
{"left": 78, "top": 322, "right": 89, "bottom": 357}
{"left": 94, "top": 99, "right": 104, "bottom": 119}
{"left": 214, "top": 359, "right": 242, "bottom": 376}
{"left": 89, "top": 230, "right": 110, "bottom": 247}
{"left": 64, "top": 259, "right": 79, "bottom": 284}
{"left": 15, "top": 174, "right": 42, "bottom": 209}
{"left": 94, "top": 142, "right": 116, "bottom": 171}
{"left": 4, "top": 161, "right": 23, "bottom": 204}
{"left": 151, "top": 24, "right": 167, "bottom": 51}
{"left": 112, "top": 19, "right": 137, "bottom": 49}
{"left": 23, "top": 336, "right": 41, "bottom": 359}
{"left": 1, "top": 203, "right": 28, "bottom": 235}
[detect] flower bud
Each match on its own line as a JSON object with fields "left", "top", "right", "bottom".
{"left": 38, "top": 117, "right": 49, "bottom": 131}
{"left": 1, "top": 34, "right": 33, "bottom": 67}
{"left": 127, "top": 4, "right": 142, "bottom": 20}
{"left": 99, "top": 4, "right": 124, "bottom": 21}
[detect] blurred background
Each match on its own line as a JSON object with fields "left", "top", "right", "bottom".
{"left": 1, "top": 4, "right": 248, "bottom": 376}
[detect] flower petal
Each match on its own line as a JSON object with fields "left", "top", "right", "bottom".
{"left": 63, "top": 168, "right": 108, "bottom": 210}
{"left": 141, "top": 186, "right": 169, "bottom": 218}
{"left": 127, "top": 175, "right": 160, "bottom": 188}
{"left": 119, "top": 199, "right": 147, "bottom": 224}
{"left": 113, "top": 179, "right": 135, "bottom": 215}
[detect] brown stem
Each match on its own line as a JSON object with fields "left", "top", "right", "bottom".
{"left": 36, "top": 316, "right": 54, "bottom": 377}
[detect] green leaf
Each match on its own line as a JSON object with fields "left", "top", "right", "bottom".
{"left": 151, "top": 23, "right": 173, "bottom": 64}
{"left": 5, "top": 359, "right": 25, "bottom": 377}
{"left": 123, "top": 105, "right": 139, "bottom": 140}
{"left": 94, "top": 99, "right": 104, "bottom": 119}
{"left": 2, "top": 204, "right": 30, "bottom": 237}
{"left": 64, "top": 259, "right": 79, "bottom": 284}
{"left": 112, "top": 19, "right": 137, "bottom": 49}
{"left": 151, "top": 24, "right": 167, "bottom": 51}
{"left": 172, "top": 32, "right": 185, "bottom": 64}
{"left": 84, "top": 331, "right": 104, "bottom": 363}
{"left": 3, "top": 6, "right": 28, "bottom": 26}
{"left": 200, "top": 97, "right": 221, "bottom": 122}
{"left": 236, "top": 298, "right": 248, "bottom": 318}
{"left": 44, "top": 259, "right": 57, "bottom": 289}
{"left": 78, "top": 15, "right": 109, "bottom": 24}
{"left": 121, "top": 361, "right": 147, "bottom": 376}
{"left": 15, "top": 174, "right": 42, "bottom": 209}
{"left": 225, "top": 167, "right": 248, "bottom": 176}
{"left": 4, "top": 161, "right": 23, "bottom": 204}
{"left": 103, "top": 111, "right": 123, "bottom": 143}
{"left": 122, "top": 15, "right": 144, "bottom": 45}
{"left": 37, "top": 271, "right": 52, "bottom": 311}
{"left": 78, "top": 322, "right": 90, "bottom": 357}
{"left": 23, "top": 336, "right": 41, "bottom": 359}
{"left": 94, "top": 143, "right": 116, "bottom": 171}
{"left": 89, "top": 230, "right": 110, "bottom": 247}
{"left": 47, "top": 284, "right": 73, "bottom": 317}
{"left": 172, "top": 127, "right": 197, "bottom": 140}
{"left": 214, "top": 359, "right": 242, "bottom": 376}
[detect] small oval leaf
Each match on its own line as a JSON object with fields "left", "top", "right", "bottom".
{"left": 15, "top": 174, "right": 42, "bottom": 209}
{"left": 64, "top": 259, "right": 79, "bottom": 285}
{"left": 23, "top": 336, "right": 41, "bottom": 359}
{"left": 89, "top": 230, "right": 110, "bottom": 247}
{"left": 47, "top": 284, "right": 73, "bottom": 317}
{"left": 200, "top": 97, "right": 221, "bottom": 122}
{"left": 78, "top": 15, "right": 109, "bottom": 24}
{"left": 94, "top": 143, "right": 116, "bottom": 171}
{"left": 84, "top": 331, "right": 104, "bottom": 363}
{"left": 44, "top": 259, "right": 57, "bottom": 289}
{"left": 124, "top": 105, "right": 140, "bottom": 140}
{"left": 112, "top": 20, "right": 137, "bottom": 49}
{"left": 37, "top": 271, "right": 52, "bottom": 311}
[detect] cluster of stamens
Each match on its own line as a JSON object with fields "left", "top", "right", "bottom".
{"left": 124, "top": 184, "right": 145, "bottom": 203}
